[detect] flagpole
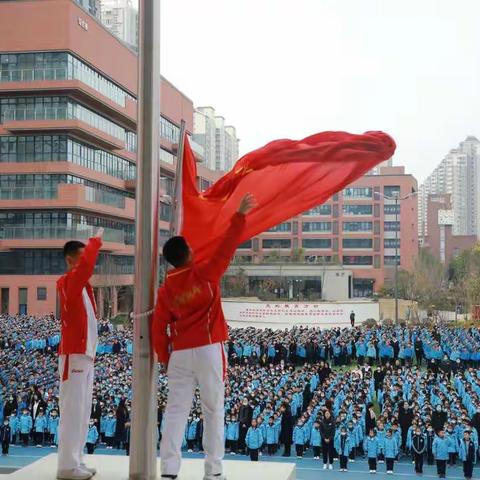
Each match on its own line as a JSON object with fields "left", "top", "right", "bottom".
{"left": 170, "top": 120, "right": 186, "bottom": 236}
{"left": 129, "top": 0, "right": 160, "bottom": 477}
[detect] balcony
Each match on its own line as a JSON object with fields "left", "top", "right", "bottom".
{"left": 0, "top": 67, "right": 137, "bottom": 128}
{"left": 1, "top": 107, "right": 126, "bottom": 150}
{"left": 0, "top": 184, "right": 135, "bottom": 219}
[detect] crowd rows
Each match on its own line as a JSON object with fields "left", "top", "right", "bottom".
{"left": 1, "top": 316, "right": 480, "bottom": 478}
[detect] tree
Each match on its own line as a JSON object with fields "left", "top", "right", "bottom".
{"left": 291, "top": 248, "right": 305, "bottom": 263}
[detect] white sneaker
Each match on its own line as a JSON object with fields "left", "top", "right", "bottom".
{"left": 350, "top": 459, "right": 355, "bottom": 463}
{"left": 387, "top": 471, "right": 393, "bottom": 475}
{"left": 329, "top": 464, "right": 333, "bottom": 470}
{"left": 373, "top": 470, "right": 377, "bottom": 474}
{"left": 57, "top": 469, "right": 92, "bottom": 480}
{"left": 369, "top": 470, "right": 374, "bottom": 474}
{"left": 80, "top": 464, "right": 97, "bottom": 475}
{"left": 323, "top": 464, "right": 328, "bottom": 470}
{"left": 188, "top": 449, "right": 193, "bottom": 453}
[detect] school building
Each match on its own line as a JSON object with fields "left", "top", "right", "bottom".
{"left": 0, "top": 0, "right": 219, "bottom": 316}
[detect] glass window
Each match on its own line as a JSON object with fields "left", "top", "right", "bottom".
{"left": 160, "top": 116, "right": 180, "bottom": 144}
{"left": 384, "top": 204, "right": 400, "bottom": 215}
{"left": 267, "top": 223, "right": 292, "bottom": 233}
{"left": 0, "top": 136, "right": 136, "bottom": 180}
{"left": 384, "top": 185, "right": 400, "bottom": 197}
{"left": 342, "top": 238, "right": 373, "bottom": 249}
{"left": 0, "top": 96, "right": 127, "bottom": 142}
{"left": 303, "top": 205, "right": 331, "bottom": 216}
{"left": 343, "top": 187, "right": 372, "bottom": 199}
{"left": 0, "top": 52, "right": 135, "bottom": 107}
{"left": 352, "top": 279, "right": 374, "bottom": 298}
{"left": 302, "top": 222, "right": 332, "bottom": 232}
{"left": 384, "top": 238, "right": 400, "bottom": 248}
{"left": 238, "top": 240, "right": 252, "bottom": 249}
{"left": 262, "top": 239, "right": 291, "bottom": 249}
{"left": 384, "top": 221, "right": 400, "bottom": 232}
{"left": 342, "top": 256, "right": 373, "bottom": 266}
{"left": 342, "top": 204, "right": 373, "bottom": 216}
{"left": 384, "top": 255, "right": 401, "bottom": 265}
{"left": 302, "top": 238, "right": 331, "bottom": 249}
{"left": 342, "top": 221, "right": 373, "bottom": 232}
{"left": 37, "top": 287, "right": 47, "bottom": 301}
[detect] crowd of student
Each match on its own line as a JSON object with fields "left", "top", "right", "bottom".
{"left": 1, "top": 315, "right": 480, "bottom": 479}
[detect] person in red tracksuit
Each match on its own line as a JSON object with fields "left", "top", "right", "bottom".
{"left": 56, "top": 228, "right": 104, "bottom": 480}
{"left": 153, "top": 193, "right": 256, "bottom": 480}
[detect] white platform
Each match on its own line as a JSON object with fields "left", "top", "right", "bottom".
{"left": 0, "top": 454, "right": 296, "bottom": 480}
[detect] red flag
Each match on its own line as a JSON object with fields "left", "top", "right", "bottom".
{"left": 180, "top": 131, "right": 395, "bottom": 263}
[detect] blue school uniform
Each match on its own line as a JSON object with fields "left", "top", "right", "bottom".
{"left": 383, "top": 436, "right": 398, "bottom": 459}
{"left": 310, "top": 427, "right": 321, "bottom": 447}
{"left": 104, "top": 417, "right": 116, "bottom": 438}
{"left": 293, "top": 425, "right": 307, "bottom": 446}
{"left": 334, "top": 433, "right": 352, "bottom": 456}
{"left": 265, "top": 424, "right": 277, "bottom": 445}
{"left": 86, "top": 425, "right": 99, "bottom": 444}
{"left": 364, "top": 436, "right": 380, "bottom": 458}
{"left": 34, "top": 415, "right": 47, "bottom": 433}
{"left": 245, "top": 427, "right": 263, "bottom": 450}
{"left": 432, "top": 436, "right": 449, "bottom": 461}
{"left": 19, "top": 414, "right": 32, "bottom": 434}
{"left": 226, "top": 421, "right": 239, "bottom": 441}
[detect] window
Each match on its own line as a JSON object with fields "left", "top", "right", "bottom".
{"left": 37, "top": 287, "right": 47, "bottom": 301}
{"left": 302, "top": 239, "right": 332, "bottom": 249}
{"left": 268, "top": 223, "right": 291, "bottom": 233}
{"left": 0, "top": 96, "right": 128, "bottom": 142}
{"left": 343, "top": 187, "right": 372, "bottom": 199}
{"left": 1, "top": 288, "right": 9, "bottom": 314}
{"left": 18, "top": 288, "right": 28, "bottom": 315}
{"left": 384, "top": 238, "right": 400, "bottom": 248}
{"left": 262, "top": 239, "right": 291, "bottom": 249}
{"left": 160, "top": 116, "right": 180, "bottom": 144}
{"left": 342, "top": 256, "right": 373, "bottom": 266}
{"left": 302, "top": 222, "right": 331, "bottom": 232}
{"left": 384, "top": 185, "right": 400, "bottom": 197}
{"left": 160, "top": 203, "right": 172, "bottom": 222}
{"left": 303, "top": 205, "right": 331, "bottom": 216}
{"left": 238, "top": 240, "right": 252, "bottom": 249}
{"left": 342, "top": 204, "right": 373, "bottom": 216}
{"left": 0, "top": 52, "right": 135, "bottom": 106}
{"left": 384, "top": 204, "right": 400, "bottom": 215}
{"left": 353, "top": 279, "right": 374, "bottom": 298}
{"left": 384, "top": 221, "right": 400, "bottom": 232}
{"left": 342, "top": 238, "right": 373, "bottom": 249}
{"left": 0, "top": 250, "right": 134, "bottom": 275}
{"left": 384, "top": 255, "right": 401, "bottom": 266}
{"left": 342, "top": 221, "right": 373, "bottom": 232}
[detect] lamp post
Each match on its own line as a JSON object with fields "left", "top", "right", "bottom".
{"left": 375, "top": 190, "right": 417, "bottom": 325}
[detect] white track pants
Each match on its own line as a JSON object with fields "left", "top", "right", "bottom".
{"left": 58, "top": 354, "right": 94, "bottom": 472}
{"left": 161, "top": 342, "right": 225, "bottom": 477}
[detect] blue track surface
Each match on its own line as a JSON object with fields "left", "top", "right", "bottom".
{"left": 0, "top": 446, "right": 479, "bottom": 479}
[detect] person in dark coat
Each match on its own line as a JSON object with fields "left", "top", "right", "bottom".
{"left": 320, "top": 410, "right": 335, "bottom": 468}
{"left": 112, "top": 340, "right": 122, "bottom": 354}
{"left": 431, "top": 405, "right": 447, "bottom": 433}
{"left": 398, "top": 401, "right": 414, "bottom": 451}
{"left": 3, "top": 395, "right": 17, "bottom": 419}
{"left": 114, "top": 399, "right": 129, "bottom": 449}
{"left": 91, "top": 397, "right": 102, "bottom": 435}
{"left": 414, "top": 338, "right": 423, "bottom": 366}
{"left": 280, "top": 402, "right": 293, "bottom": 457}
{"left": 365, "top": 402, "right": 377, "bottom": 434}
{"left": 1, "top": 418, "right": 11, "bottom": 455}
{"left": 238, "top": 398, "right": 253, "bottom": 454}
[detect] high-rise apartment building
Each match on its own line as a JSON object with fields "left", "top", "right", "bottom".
{"left": 75, "top": 0, "right": 101, "bottom": 18}
{"left": 100, "top": 0, "right": 138, "bottom": 48}
{"left": 193, "top": 106, "right": 239, "bottom": 172}
{"left": 419, "top": 136, "right": 480, "bottom": 243}
{"left": 0, "top": 0, "right": 217, "bottom": 316}
{"left": 235, "top": 166, "right": 418, "bottom": 297}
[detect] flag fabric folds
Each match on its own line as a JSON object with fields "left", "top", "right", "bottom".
{"left": 180, "top": 131, "right": 396, "bottom": 263}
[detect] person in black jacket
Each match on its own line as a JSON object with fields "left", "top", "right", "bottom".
{"left": 398, "top": 401, "right": 414, "bottom": 451}
{"left": 415, "top": 339, "right": 423, "bottom": 366}
{"left": 320, "top": 410, "right": 335, "bottom": 469}
{"left": 412, "top": 427, "right": 426, "bottom": 474}
{"left": 460, "top": 430, "right": 476, "bottom": 480}
{"left": 365, "top": 403, "right": 377, "bottom": 434}
{"left": 3, "top": 395, "right": 17, "bottom": 420}
{"left": 432, "top": 405, "right": 447, "bottom": 433}
{"left": 280, "top": 403, "right": 293, "bottom": 457}
{"left": 115, "top": 399, "right": 129, "bottom": 449}
{"left": 238, "top": 398, "right": 253, "bottom": 454}
{"left": 0, "top": 418, "right": 11, "bottom": 455}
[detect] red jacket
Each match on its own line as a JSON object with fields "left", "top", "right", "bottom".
{"left": 57, "top": 237, "right": 102, "bottom": 355}
{"left": 152, "top": 212, "right": 246, "bottom": 363}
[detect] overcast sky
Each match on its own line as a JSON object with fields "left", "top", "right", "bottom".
{"left": 158, "top": 0, "right": 480, "bottom": 183}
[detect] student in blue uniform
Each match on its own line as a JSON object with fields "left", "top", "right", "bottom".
{"left": 384, "top": 429, "right": 399, "bottom": 474}
{"left": 245, "top": 419, "right": 263, "bottom": 462}
{"left": 85, "top": 419, "right": 99, "bottom": 454}
{"left": 334, "top": 426, "right": 352, "bottom": 472}
{"left": 433, "top": 429, "right": 449, "bottom": 479}
{"left": 458, "top": 430, "right": 476, "bottom": 480}
{"left": 104, "top": 411, "right": 117, "bottom": 449}
{"left": 310, "top": 421, "right": 322, "bottom": 460}
{"left": 34, "top": 410, "right": 47, "bottom": 447}
{"left": 225, "top": 416, "right": 239, "bottom": 455}
{"left": 19, "top": 408, "right": 33, "bottom": 447}
{"left": 364, "top": 429, "right": 379, "bottom": 474}
{"left": 48, "top": 410, "right": 59, "bottom": 446}
{"left": 292, "top": 420, "right": 306, "bottom": 458}
{"left": 265, "top": 417, "right": 277, "bottom": 456}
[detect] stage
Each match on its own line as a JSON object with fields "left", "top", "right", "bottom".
{"left": 0, "top": 454, "right": 296, "bottom": 480}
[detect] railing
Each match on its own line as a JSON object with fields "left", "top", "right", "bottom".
{"left": 0, "top": 186, "right": 58, "bottom": 200}
{"left": 0, "top": 226, "right": 125, "bottom": 243}
{"left": 1, "top": 105, "right": 126, "bottom": 142}
{"left": 85, "top": 186, "right": 126, "bottom": 209}
{"left": 0, "top": 68, "right": 68, "bottom": 83}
